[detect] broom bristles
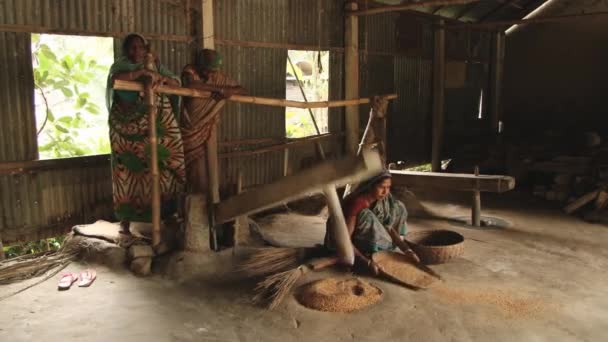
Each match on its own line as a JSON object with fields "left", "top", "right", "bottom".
{"left": 236, "top": 247, "right": 309, "bottom": 277}
{"left": 253, "top": 266, "right": 307, "bottom": 310}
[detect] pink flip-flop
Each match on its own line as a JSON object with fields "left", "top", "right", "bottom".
{"left": 78, "top": 269, "right": 97, "bottom": 287}
{"left": 58, "top": 273, "right": 79, "bottom": 291}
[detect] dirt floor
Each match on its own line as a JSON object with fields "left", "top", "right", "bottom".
{"left": 2, "top": 191, "right": 608, "bottom": 341}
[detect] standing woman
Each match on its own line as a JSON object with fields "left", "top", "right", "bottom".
{"left": 106, "top": 33, "right": 185, "bottom": 234}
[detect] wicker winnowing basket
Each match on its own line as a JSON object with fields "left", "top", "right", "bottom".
{"left": 405, "top": 230, "right": 464, "bottom": 265}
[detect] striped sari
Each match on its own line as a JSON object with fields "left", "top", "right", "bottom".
{"left": 106, "top": 57, "right": 185, "bottom": 222}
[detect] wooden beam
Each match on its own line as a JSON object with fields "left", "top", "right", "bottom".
{"left": 431, "top": 19, "right": 445, "bottom": 172}
{"left": 113, "top": 80, "right": 396, "bottom": 109}
{"left": 218, "top": 134, "right": 336, "bottom": 159}
{"left": 0, "top": 155, "right": 109, "bottom": 175}
{"left": 390, "top": 170, "right": 516, "bottom": 193}
{"left": 143, "top": 83, "right": 162, "bottom": 248}
{"left": 447, "top": 11, "right": 608, "bottom": 30}
{"left": 489, "top": 31, "right": 505, "bottom": 134}
{"left": 345, "top": 2, "right": 360, "bottom": 156}
{"left": 0, "top": 23, "right": 192, "bottom": 42}
{"left": 347, "top": 0, "right": 480, "bottom": 17}
{"left": 215, "top": 150, "right": 383, "bottom": 224}
{"left": 200, "top": 0, "right": 220, "bottom": 251}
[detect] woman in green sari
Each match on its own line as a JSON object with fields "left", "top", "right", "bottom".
{"left": 106, "top": 33, "right": 185, "bottom": 234}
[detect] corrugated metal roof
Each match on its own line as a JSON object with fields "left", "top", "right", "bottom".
{"left": 370, "top": 0, "right": 551, "bottom": 23}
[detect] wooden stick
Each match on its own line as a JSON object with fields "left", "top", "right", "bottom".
{"left": 390, "top": 170, "right": 515, "bottom": 193}
{"left": 144, "top": 84, "right": 161, "bottom": 248}
{"left": 218, "top": 134, "right": 335, "bottom": 159}
{"left": 112, "top": 80, "right": 397, "bottom": 109}
{"left": 431, "top": 19, "right": 446, "bottom": 172}
{"left": 564, "top": 190, "right": 599, "bottom": 215}
{"left": 345, "top": 2, "right": 360, "bottom": 155}
{"left": 472, "top": 166, "right": 481, "bottom": 227}
{"left": 347, "top": 0, "right": 479, "bottom": 17}
{"left": 447, "top": 10, "right": 608, "bottom": 30}
{"left": 214, "top": 150, "right": 382, "bottom": 225}
{"left": 0, "top": 23, "right": 192, "bottom": 42}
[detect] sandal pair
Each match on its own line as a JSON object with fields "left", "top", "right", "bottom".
{"left": 58, "top": 269, "right": 96, "bottom": 291}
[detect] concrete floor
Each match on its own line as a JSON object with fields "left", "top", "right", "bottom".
{"left": 2, "top": 191, "right": 608, "bottom": 341}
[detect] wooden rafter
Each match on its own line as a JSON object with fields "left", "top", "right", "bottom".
{"left": 347, "top": 0, "right": 480, "bottom": 17}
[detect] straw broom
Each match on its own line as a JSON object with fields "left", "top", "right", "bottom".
{"left": 236, "top": 246, "right": 323, "bottom": 277}
{"left": 253, "top": 256, "right": 340, "bottom": 309}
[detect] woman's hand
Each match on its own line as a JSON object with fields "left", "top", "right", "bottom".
{"left": 404, "top": 248, "right": 421, "bottom": 264}
{"left": 367, "top": 259, "right": 384, "bottom": 276}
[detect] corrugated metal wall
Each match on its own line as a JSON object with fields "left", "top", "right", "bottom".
{"left": 0, "top": 0, "right": 191, "bottom": 244}
{"left": 0, "top": 0, "right": 494, "bottom": 244}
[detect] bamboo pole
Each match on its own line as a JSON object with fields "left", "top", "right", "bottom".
{"left": 489, "top": 31, "right": 505, "bottom": 135}
{"left": 218, "top": 134, "right": 335, "bottom": 159}
{"left": 431, "top": 19, "right": 445, "bottom": 172}
{"left": 113, "top": 80, "right": 396, "bottom": 109}
{"left": 347, "top": 0, "right": 479, "bottom": 17}
{"left": 345, "top": 2, "right": 360, "bottom": 156}
{"left": 446, "top": 10, "right": 608, "bottom": 30}
{"left": 144, "top": 84, "right": 161, "bottom": 247}
{"left": 472, "top": 166, "right": 481, "bottom": 227}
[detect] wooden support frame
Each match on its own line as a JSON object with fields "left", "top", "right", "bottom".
{"left": 215, "top": 150, "right": 383, "bottom": 225}
{"left": 390, "top": 170, "right": 515, "bottom": 193}
{"left": 112, "top": 80, "right": 396, "bottom": 109}
{"left": 347, "top": 0, "right": 479, "bottom": 17}
{"left": 431, "top": 19, "right": 445, "bottom": 172}
{"left": 489, "top": 31, "right": 505, "bottom": 135}
{"left": 345, "top": 2, "right": 360, "bottom": 156}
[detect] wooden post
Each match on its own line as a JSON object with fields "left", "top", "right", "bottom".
{"left": 323, "top": 185, "right": 355, "bottom": 265}
{"left": 489, "top": 31, "right": 505, "bottom": 135}
{"left": 283, "top": 148, "right": 289, "bottom": 177}
{"left": 0, "top": 232, "right": 5, "bottom": 261}
{"left": 472, "top": 166, "right": 481, "bottom": 227}
{"left": 201, "top": 0, "right": 220, "bottom": 250}
{"left": 144, "top": 84, "right": 161, "bottom": 247}
{"left": 345, "top": 2, "right": 360, "bottom": 156}
{"left": 431, "top": 19, "right": 445, "bottom": 172}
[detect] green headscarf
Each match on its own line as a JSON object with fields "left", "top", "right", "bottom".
{"left": 196, "top": 49, "right": 223, "bottom": 71}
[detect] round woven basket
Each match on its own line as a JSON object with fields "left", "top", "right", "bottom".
{"left": 405, "top": 230, "right": 464, "bottom": 265}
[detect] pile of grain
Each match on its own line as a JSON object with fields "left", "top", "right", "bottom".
{"left": 373, "top": 252, "right": 438, "bottom": 289}
{"left": 297, "top": 277, "right": 383, "bottom": 313}
{"left": 431, "top": 284, "right": 547, "bottom": 319}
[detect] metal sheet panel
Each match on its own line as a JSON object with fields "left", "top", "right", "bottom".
{"left": 0, "top": 32, "right": 37, "bottom": 162}
{"left": 391, "top": 56, "right": 433, "bottom": 163}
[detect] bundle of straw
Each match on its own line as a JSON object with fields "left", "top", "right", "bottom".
{"left": 0, "top": 249, "right": 77, "bottom": 285}
{"left": 236, "top": 247, "right": 313, "bottom": 277}
{"left": 253, "top": 256, "right": 339, "bottom": 309}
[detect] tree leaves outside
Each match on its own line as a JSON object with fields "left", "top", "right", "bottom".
{"left": 285, "top": 50, "right": 329, "bottom": 138}
{"left": 32, "top": 34, "right": 114, "bottom": 159}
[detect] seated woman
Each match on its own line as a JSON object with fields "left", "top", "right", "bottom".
{"left": 325, "top": 171, "right": 419, "bottom": 275}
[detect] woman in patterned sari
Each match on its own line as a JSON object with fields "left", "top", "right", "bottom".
{"left": 106, "top": 33, "right": 185, "bottom": 234}
{"left": 181, "top": 49, "right": 245, "bottom": 192}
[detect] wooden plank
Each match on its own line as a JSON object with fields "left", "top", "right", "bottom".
{"left": 215, "top": 150, "right": 383, "bottom": 224}
{"left": 348, "top": 0, "right": 479, "bottom": 17}
{"left": 345, "top": 2, "right": 360, "bottom": 155}
{"left": 112, "top": 80, "right": 396, "bottom": 109}
{"left": 564, "top": 190, "right": 599, "bottom": 215}
{"left": 390, "top": 170, "right": 516, "bottom": 193}
{"left": 447, "top": 10, "right": 608, "bottom": 30}
{"left": 0, "top": 155, "right": 110, "bottom": 175}
{"left": 0, "top": 23, "right": 192, "bottom": 42}
{"left": 489, "top": 31, "right": 505, "bottom": 134}
{"left": 431, "top": 19, "right": 445, "bottom": 172}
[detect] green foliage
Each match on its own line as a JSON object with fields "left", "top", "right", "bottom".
{"left": 3, "top": 236, "right": 65, "bottom": 259}
{"left": 285, "top": 50, "right": 330, "bottom": 139}
{"left": 32, "top": 34, "right": 113, "bottom": 159}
